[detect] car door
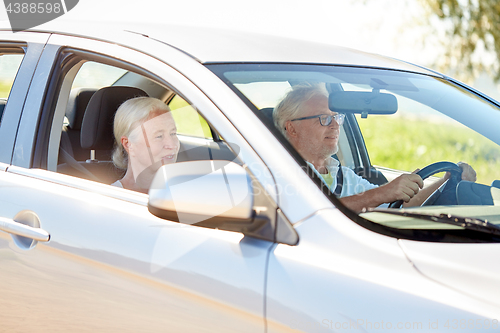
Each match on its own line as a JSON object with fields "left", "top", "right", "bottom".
{"left": 0, "top": 31, "right": 274, "bottom": 332}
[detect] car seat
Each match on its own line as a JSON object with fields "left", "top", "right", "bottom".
{"left": 0, "top": 98, "right": 7, "bottom": 123}
{"left": 59, "top": 88, "right": 97, "bottom": 162}
{"left": 58, "top": 86, "right": 148, "bottom": 184}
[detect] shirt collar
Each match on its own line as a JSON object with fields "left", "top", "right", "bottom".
{"left": 324, "top": 156, "right": 340, "bottom": 170}
{"left": 306, "top": 156, "right": 340, "bottom": 174}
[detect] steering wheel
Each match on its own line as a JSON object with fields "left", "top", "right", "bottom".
{"left": 388, "top": 161, "right": 462, "bottom": 208}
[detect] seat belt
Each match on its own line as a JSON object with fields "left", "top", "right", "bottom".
{"left": 60, "top": 129, "right": 74, "bottom": 157}
{"left": 59, "top": 148, "right": 101, "bottom": 182}
{"left": 334, "top": 162, "right": 344, "bottom": 196}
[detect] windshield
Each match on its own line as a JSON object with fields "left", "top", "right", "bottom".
{"left": 209, "top": 64, "right": 500, "bottom": 242}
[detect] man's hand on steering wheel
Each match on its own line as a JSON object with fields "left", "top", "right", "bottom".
{"left": 387, "top": 161, "right": 477, "bottom": 208}
{"left": 452, "top": 162, "right": 477, "bottom": 182}
{"left": 347, "top": 162, "right": 477, "bottom": 212}
{"left": 379, "top": 173, "right": 424, "bottom": 204}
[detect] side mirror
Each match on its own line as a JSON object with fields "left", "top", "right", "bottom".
{"left": 148, "top": 160, "right": 273, "bottom": 239}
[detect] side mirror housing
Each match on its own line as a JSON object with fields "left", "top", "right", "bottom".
{"left": 148, "top": 160, "right": 274, "bottom": 240}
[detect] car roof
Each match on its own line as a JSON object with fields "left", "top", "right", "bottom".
{"left": 0, "top": 20, "right": 438, "bottom": 76}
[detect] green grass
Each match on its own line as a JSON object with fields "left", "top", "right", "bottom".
{"left": 357, "top": 115, "right": 500, "bottom": 185}
{"left": 168, "top": 95, "right": 212, "bottom": 139}
{"left": 0, "top": 81, "right": 13, "bottom": 98}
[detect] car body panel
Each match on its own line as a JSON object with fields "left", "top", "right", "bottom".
{"left": 266, "top": 209, "right": 500, "bottom": 332}
{"left": 1, "top": 166, "right": 270, "bottom": 331}
{"left": 399, "top": 238, "right": 500, "bottom": 308}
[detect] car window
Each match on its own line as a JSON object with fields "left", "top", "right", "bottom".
{"left": 234, "top": 81, "right": 291, "bottom": 109}
{"left": 34, "top": 52, "right": 237, "bottom": 193}
{"left": 0, "top": 53, "right": 24, "bottom": 97}
{"left": 209, "top": 63, "right": 500, "bottom": 242}
{"left": 221, "top": 79, "right": 355, "bottom": 168}
{"left": 356, "top": 97, "right": 500, "bottom": 186}
{"left": 0, "top": 53, "right": 24, "bottom": 124}
{"left": 169, "top": 94, "right": 212, "bottom": 139}
{"left": 58, "top": 61, "right": 130, "bottom": 163}
{"left": 72, "top": 61, "right": 127, "bottom": 89}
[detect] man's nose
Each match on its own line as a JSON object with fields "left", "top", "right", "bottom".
{"left": 328, "top": 119, "right": 339, "bottom": 128}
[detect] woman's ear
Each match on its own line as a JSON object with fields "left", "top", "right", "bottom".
{"left": 121, "top": 136, "right": 130, "bottom": 153}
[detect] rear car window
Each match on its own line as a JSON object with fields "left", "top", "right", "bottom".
{"left": 0, "top": 53, "right": 24, "bottom": 124}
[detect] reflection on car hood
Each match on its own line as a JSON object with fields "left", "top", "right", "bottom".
{"left": 362, "top": 205, "right": 500, "bottom": 306}
{"left": 399, "top": 237, "right": 500, "bottom": 307}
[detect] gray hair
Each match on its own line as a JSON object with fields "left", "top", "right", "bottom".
{"left": 273, "top": 83, "right": 328, "bottom": 138}
{"left": 112, "top": 96, "right": 171, "bottom": 169}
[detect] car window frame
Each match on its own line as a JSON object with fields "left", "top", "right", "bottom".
{"left": 0, "top": 35, "right": 50, "bottom": 164}
{"left": 9, "top": 33, "right": 278, "bottom": 214}
{"left": 206, "top": 62, "right": 500, "bottom": 242}
{"left": 31, "top": 47, "right": 169, "bottom": 171}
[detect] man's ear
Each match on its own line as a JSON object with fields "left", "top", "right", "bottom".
{"left": 285, "top": 121, "right": 297, "bottom": 137}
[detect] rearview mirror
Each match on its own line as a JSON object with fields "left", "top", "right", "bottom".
{"left": 329, "top": 91, "right": 398, "bottom": 115}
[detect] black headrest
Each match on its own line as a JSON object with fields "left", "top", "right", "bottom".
{"left": 81, "top": 86, "right": 148, "bottom": 150}
{"left": 0, "top": 98, "right": 7, "bottom": 122}
{"left": 65, "top": 88, "right": 97, "bottom": 130}
{"left": 260, "top": 107, "right": 274, "bottom": 120}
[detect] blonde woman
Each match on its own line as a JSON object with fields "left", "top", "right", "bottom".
{"left": 112, "top": 97, "right": 180, "bottom": 193}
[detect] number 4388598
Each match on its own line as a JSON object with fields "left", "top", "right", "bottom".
{"left": 6, "top": 3, "right": 62, "bottom": 14}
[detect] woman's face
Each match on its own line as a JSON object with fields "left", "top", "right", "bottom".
{"left": 126, "top": 111, "right": 180, "bottom": 178}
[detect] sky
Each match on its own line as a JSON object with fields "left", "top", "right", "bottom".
{"left": 0, "top": 0, "right": 498, "bottom": 98}
{"left": 0, "top": 0, "right": 434, "bottom": 64}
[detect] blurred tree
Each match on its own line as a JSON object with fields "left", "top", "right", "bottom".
{"left": 421, "top": 0, "right": 500, "bottom": 81}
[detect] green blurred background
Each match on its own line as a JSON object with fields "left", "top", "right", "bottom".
{"left": 357, "top": 115, "right": 500, "bottom": 185}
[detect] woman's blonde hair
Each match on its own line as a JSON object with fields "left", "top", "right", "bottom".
{"left": 112, "top": 97, "right": 171, "bottom": 169}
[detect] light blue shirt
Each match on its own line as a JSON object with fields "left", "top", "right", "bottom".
{"left": 111, "top": 180, "right": 123, "bottom": 188}
{"left": 307, "top": 157, "right": 378, "bottom": 198}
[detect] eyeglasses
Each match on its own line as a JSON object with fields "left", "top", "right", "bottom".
{"left": 290, "top": 113, "right": 345, "bottom": 126}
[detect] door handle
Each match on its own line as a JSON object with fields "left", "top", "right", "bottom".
{"left": 0, "top": 216, "right": 50, "bottom": 242}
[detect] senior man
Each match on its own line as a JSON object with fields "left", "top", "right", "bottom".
{"left": 273, "top": 84, "right": 476, "bottom": 212}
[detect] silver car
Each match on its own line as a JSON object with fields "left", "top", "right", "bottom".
{"left": 0, "top": 22, "right": 499, "bottom": 332}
